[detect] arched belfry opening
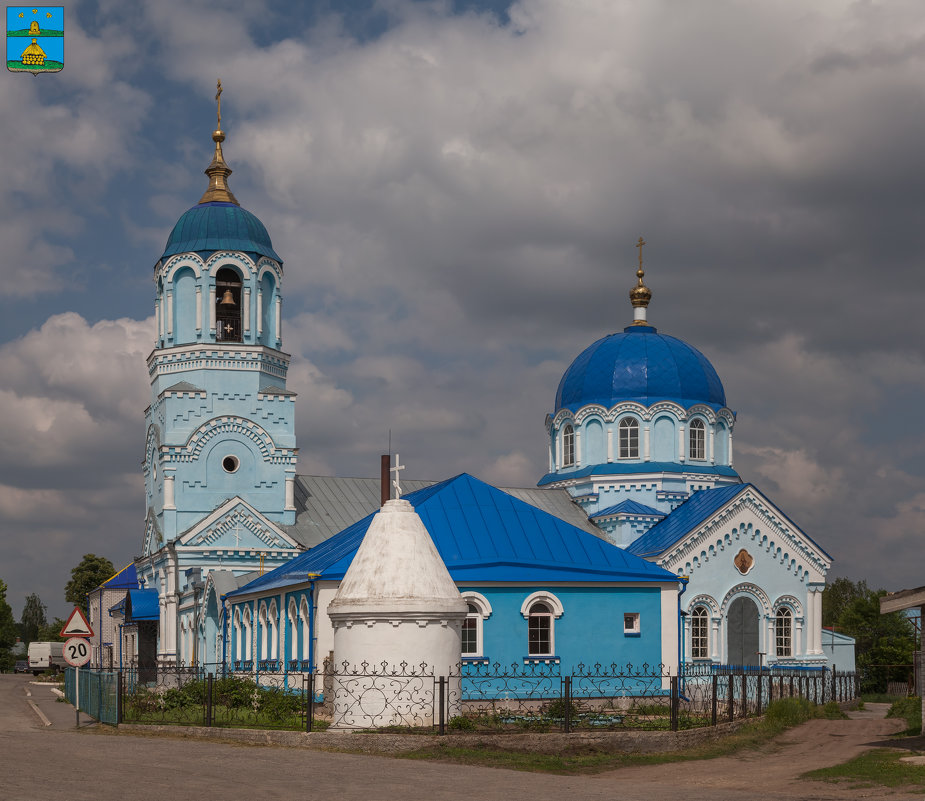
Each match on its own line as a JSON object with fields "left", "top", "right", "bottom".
{"left": 216, "top": 267, "right": 242, "bottom": 342}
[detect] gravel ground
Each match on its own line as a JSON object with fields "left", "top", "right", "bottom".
{"left": 2, "top": 675, "right": 922, "bottom": 801}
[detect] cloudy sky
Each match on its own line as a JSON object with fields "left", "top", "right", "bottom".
{"left": 3, "top": 0, "right": 924, "bottom": 620}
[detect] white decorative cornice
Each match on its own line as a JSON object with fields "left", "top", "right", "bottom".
{"left": 255, "top": 258, "right": 283, "bottom": 283}
{"left": 686, "top": 593, "right": 720, "bottom": 616}
{"left": 204, "top": 250, "right": 258, "bottom": 277}
{"left": 163, "top": 415, "right": 296, "bottom": 465}
{"left": 657, "top": 487, "right": 831, "bottom": 580}
{"left": 177, "top": 496, "right": 300, "bottom": 549}
{"left": 772, "top": 594, "right": 804, "bottom": 617}
{"left": 551, "top": 400, "right": 735, "bottom": 429}
{"left": 159, "top": 253, "right": 205, "bottom": 282}
{"left": 720, "top": 582, "right": 772, "bottom": 616}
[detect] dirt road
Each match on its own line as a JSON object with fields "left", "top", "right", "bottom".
{"left": 2, "top": 675, "right": 921, "bottom": 801}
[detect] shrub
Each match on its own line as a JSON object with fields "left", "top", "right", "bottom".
{"left": 763, "top": 696, "right": 815, "bottom": 729}
{"left": 887, "top": 696, "right": 922, "bottom": 735}
{"left": 448, "top": 715, "right": 475, "bottom": 731}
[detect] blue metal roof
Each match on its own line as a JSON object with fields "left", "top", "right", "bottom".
{"left": 627, "top": 483, "right": 832, "bottom": 561}
{"left": 555, "top": 324, "right": 727, "bottom": 413}
{"left": 228, "top": 473, "right": 678, "bottom": 598}
{"left": 537, "top": 461, "right": 740, "bottom": 486}
{"left": 161, "top": 202, "right": 281, "bottom": 263}
{"left": 96, "top": 562, "right": 138, "bottom": 590}
{"left": 124, "top": 589, "right": 160, "bottom": 622}
{"left": 626, "top": 484, "right": 749, "bottom": 557}
{"left": 593, "top": 500, "right": 665, "bottom": 519}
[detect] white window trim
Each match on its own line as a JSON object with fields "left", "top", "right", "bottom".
{"left": 623, "top": 612, "right": 641, "bottom": 635}
{"left": 689, "top": 418, "right": 706, "bottom": 461}
{"left": 300, "top": 598, "right": 310, "bottom": 662}
{"left": 562, "top": 424, "right": 575, "bottom": 467}
{"left": 461, "top": 592, "right": 493, "bottom": 659}
{"left": 618, "top": 417, "right": 640, "bottom": 459}
{"left": 775, "top": 606, "right": 793, "bottom": 658}
{"left": 521, "top": 591, "right": 564, "bottom": 659}
{"left": 690, "top": 606, "right": 709, "bottom": 660}
{"left": 233, "top": 609, "right": 242, "bottom": 662}
{"left": 288, "top": 599, "right": 298, "bottom": 663}
{"left": 268, "top": 600, "right": 278, "bottom": 661}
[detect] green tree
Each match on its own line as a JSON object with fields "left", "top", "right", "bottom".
{"left": 20, "top": 593, "right": 46, "bottom": 645}
{"left": 0, "top": 580, "right": 18, "bottom": 672}
{"left": 64, "top": 554, "right": 115, "bottom": 614}
{"left": 36, "top": 618, "right": 66, "bottom": 643}
{"left": 822, "top": 577, "right": 870, "bottom": 628}
{"left": 825, "top": 578, "right": 915, "bottom": 693}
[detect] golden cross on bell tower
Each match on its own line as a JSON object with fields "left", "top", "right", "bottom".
{"left": 636, "top": 236, "right": 646, "bottom": 277}
{"left": 215, "top": 79, "right": 223, "bottom": 130}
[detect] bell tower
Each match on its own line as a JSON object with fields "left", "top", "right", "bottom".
{"left": 142, "top": 83, "right": 298, "bottom": 556}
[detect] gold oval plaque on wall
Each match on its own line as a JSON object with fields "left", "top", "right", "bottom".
{"left": 734, "top": 548, "right": 754, "bottom": 574}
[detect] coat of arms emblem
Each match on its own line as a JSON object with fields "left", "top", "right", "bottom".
{"left": 7, "top": 7, "right": 63, "bottom": 74}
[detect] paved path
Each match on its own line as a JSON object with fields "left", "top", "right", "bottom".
{"left": 2, "top": 676, "right": 922, "bottom": 801}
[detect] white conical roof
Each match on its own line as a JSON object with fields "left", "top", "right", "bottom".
{"left": 328, "top": 498, "right": 466, "bottom": 617}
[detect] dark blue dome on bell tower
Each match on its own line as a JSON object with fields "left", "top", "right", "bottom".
{"left": 161, "top": 201, "right": 281, "bottom": 263}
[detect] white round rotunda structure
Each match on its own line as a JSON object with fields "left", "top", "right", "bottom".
{"left": 327, "top": 497, "right": 467, "bottom": 729}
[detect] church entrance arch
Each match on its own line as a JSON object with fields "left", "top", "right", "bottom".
{"left": 727, "top": 596, "right": 760, "bottom": 667}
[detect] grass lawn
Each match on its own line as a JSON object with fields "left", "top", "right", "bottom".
{"left": 399, "top": 697, "right": 831, "bottom": 775}
{"left": 803, "top": 750, "right": 925, "bottom": 790}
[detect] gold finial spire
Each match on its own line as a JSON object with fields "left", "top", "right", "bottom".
{"left": 629, "top": 236, "right": 652, "bottom": 325}
{"left": 198, "top": 79, "right": 240, "bottom": 206}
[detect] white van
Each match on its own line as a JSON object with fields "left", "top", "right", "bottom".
{"left": 27, "top": 642, "right": 66, "bottom": 675}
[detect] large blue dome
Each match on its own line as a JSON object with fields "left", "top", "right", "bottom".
{"left": 161, "top": 201, "right": 281, "bottom": 263}
{"left": 555, "top": 324, "right": 727, "bottom": 413}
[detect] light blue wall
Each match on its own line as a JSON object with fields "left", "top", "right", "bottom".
{"left": 461, "top": 585, "right": 664, "bottom": 670}
{"left": 681, "top": 520, "right": 817, "bottom": 664}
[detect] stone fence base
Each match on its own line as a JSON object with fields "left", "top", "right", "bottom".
{"left": 121, "top": 718, "right": 753, "bottom": 755}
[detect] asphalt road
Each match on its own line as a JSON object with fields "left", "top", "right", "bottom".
{"left": 1, "top": 674, "right": 920, "bottom": 801}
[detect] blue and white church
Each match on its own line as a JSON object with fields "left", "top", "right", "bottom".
{"left": 540, "top": 245, "right": 837, "bottom": 668}
{"left": 128, "top": 93, "right": 847, "bottom": 676}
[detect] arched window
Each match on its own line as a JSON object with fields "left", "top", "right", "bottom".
{"left": 462, "top": 604, "right": 479, "bottom": 656}
{"left": 233, "top": 609, "right": 242, "bottom": 662}
{"left": 215, "top": 267, "right": 242, "bottom": 342}
{"left": 268, "top": 601, "right": 278, "bottom": 661}
{"left": 288, "top": 601, "right": 298, "bottom": 663}
{"left": 461, "top": 593, "right": 492, "bottom": 658}
{"left": 775, "top": 607, "right": 792, "bottom": 658}
{"left": 619, "top": 418, "right": 639, "bottom": 459}
{"left": 243, "top": 607, "right": 252, "bottom": 661}
{"left": 528, "top": 602, "right": 553, "bottom": 656}
{"left": 300, "top": 598, "right": 310, "bottom": 662}
{"left": 689, "top": 418, "right": 705, "bottom": 461}
{"left": 258, "top": 603, "right": 268, "bottom": 660}
{"left": 562, "top": 424, "right": 575, "bottom": 467}
{"left": 691, "top": 606, "right": 709, "bottom": 659}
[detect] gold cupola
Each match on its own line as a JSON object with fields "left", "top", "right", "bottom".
{"left": 199, "top": 79, "right": 240, "bottom": 206}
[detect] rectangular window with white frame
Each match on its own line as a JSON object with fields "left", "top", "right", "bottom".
{"left": 623, "top": 612, "right": 640, "bottom": 635}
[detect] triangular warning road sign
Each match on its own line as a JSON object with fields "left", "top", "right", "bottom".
{"left": 60, "top": 607, "right": 94, "bottom": 638}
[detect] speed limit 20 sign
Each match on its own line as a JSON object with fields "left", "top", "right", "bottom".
{"left": 63, "top": 637, "right": 91, "bottom": 667}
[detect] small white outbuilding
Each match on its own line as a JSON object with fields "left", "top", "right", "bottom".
{"left": 327, "top": 497, "right": 467, "bottom": 729}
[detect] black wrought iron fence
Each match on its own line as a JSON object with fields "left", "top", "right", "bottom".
{"left": 94, "top": 660, "right": 859, "bottom": 734}
{"left": 120, "top": 662, "right": 320, "bottom": 731}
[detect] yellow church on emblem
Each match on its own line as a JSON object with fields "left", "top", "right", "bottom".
{"left": 6, "top": 6, "right": 63, "bottom": 74}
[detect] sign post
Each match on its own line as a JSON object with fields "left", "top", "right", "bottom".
{"left": 61, "top": 608, "right": 94, "bottom": 727}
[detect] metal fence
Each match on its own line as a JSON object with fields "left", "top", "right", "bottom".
{"left": 63, "top": 668, "right": 119, "bottom": 726}
{"left": 67, "top": 661, "right": 858, "bottom": 733}
{"left": 120, "top": 662, "right": 319, "bottom": 731}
